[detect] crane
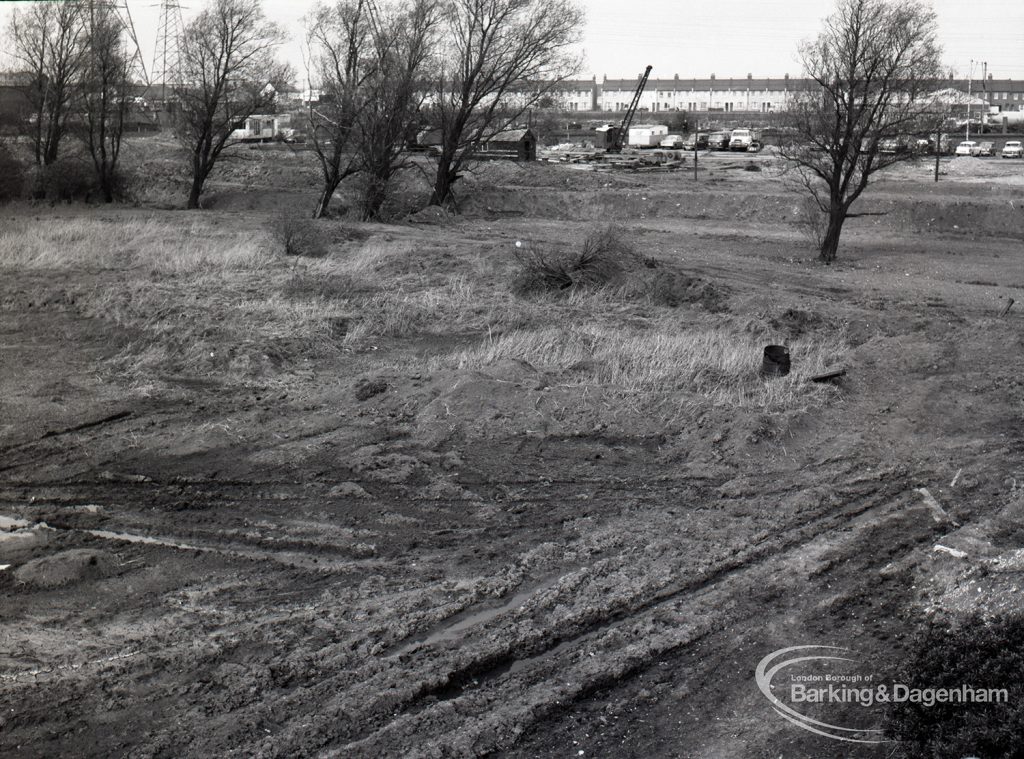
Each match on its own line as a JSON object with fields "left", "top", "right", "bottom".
{"left": 608, "top": 65, "right": 652, "bottom": 153}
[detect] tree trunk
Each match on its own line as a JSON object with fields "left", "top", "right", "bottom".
{"left": 429, "top": 163, "right": 450, "bottom": 207}
{"left": 430, "top": 141, "right": 460, "bottom": 207}
{"left": 43, "top": 138, "right": 61, "bottom": 167}
{"left": 187, "top": 175, "right": 204, "bottom": 209}
{"left": 313, "top": 178, "right": 341, "bottom": 219}
{"left": 360, "top": 176, "right": 389, "bottom": 221}
{"left": 101, "top": 174, "right": 114, "bottom": 203}
{"left": 818, "top": 205, "right": 845, "bottom": 263}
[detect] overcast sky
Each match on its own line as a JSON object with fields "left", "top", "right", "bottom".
{"left": 0, "top": 0, "right": 1021, "bottom": 81}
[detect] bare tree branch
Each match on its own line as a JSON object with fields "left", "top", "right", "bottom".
{"left": 175, "top": 0, "right": 287, "bottom": 209}
{"left": 6, "top": 2, "right": 88, "bottom": 167}
{"left": 426, "top": 0, "right": 584, "bottom": 207}
{"left": 80, "top": 3, "right": 133, "bottom": 202}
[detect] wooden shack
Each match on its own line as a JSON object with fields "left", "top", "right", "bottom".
{"left": 477, "top": 128, "right": 537, "bottom": 161}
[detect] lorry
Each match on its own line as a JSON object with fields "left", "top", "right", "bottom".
{"left": 729, "top": 128, "right": 759, "bottom": 151}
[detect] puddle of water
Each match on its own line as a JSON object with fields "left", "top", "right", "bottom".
{"left": 0, "top": 515, "right": 30, "bottom": 531}
{"left": 0, "top": 526, "right": 50, "bottom": 544}
{"left": 85, "top": 530, "right": 202, "bottom": 552}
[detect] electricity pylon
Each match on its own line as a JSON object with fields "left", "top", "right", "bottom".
{"left": 151, "top": 0, "right": 186, "bottom": 101}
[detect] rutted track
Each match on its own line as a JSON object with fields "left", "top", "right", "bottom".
{"left": 1, "top": 454, "right": 935, "bottom": 757}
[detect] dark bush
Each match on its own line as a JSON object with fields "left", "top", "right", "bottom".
{"left": 269, "top": 215, "right": 329, "bottom": 258}
{"left": 512, "top": 225, "right": 634, "bottom": 295}
{"left": 39, "top": 158, "right": 97, "bottom": 203}
{"left": 884, "top": 614, "right": 1024, "bottom": 757}
{"left": 0, "top": 143, "right": 26, "bottom": 202}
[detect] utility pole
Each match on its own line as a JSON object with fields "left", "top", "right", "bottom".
{"left": 966, "top": 60, "right": 973, "bottom": 141}
{"left": 693, "top": 119, "right": 698, "bottom": 180}
{"left": 982, "top": 61, "right": 988, "bottom": 134}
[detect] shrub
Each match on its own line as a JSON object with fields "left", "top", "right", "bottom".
{"left": 796, "top": 195, "right": 827, "bottom": 249}
{"left": 512, "top": 225, "right": 634, "bottom": 295}
{"left": 38, "top": 158, "right": 97, "bottom": 204}
{"left": 269, "top": 214, "right": 329, "bottom": 258}
{"left": 0, "top": 143, "right": 25, "bottom": 202}
{"left": 884, "top": 614, "right": 1024, "bottom": 757}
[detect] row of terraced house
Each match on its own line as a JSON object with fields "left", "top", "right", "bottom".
{"left": 552, "top": 73, "right": 1024, "bottom": 117}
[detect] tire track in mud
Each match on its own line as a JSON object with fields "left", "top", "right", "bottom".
{"left": 322, "top": 471, "right": 914, "bottom": 755}
{"left": 2, "top": 448, "right": 918, "bottom": 757}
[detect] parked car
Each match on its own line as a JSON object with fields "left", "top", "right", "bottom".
{"left": 1001, "top": 141, "right": 1022, "bottom": 158}
{"left": 879, "top": 137, "right": 908, "bottom": 154}
{"left": 976, "top": 141, "right": 995, "bottom": 157}
{"left": 659, "top": 134, "right": 685, "bottom": 148}
{"left": 747, "top": 141, "right": 763, "bottom": 152}
{"left": 681, "top": 133, "right": 709, "bottom": 150}
{"left": 706, "top": 131, "right": 731, "bottom": 150}
{"left": 954, "top": 140, "right": 978, "bottom": 156}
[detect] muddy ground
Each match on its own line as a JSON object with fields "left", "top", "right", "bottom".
{"left": 2, "top": 144, "right": 1024, "bottom": 758}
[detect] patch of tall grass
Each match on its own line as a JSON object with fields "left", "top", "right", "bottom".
{"left": 0, "top": 218, "right": 273, "bottom": 272}
{"left": 429, "top": 324, "right": 846, "bottom": 410}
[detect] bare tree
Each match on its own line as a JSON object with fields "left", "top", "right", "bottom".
{"left": 80, "top": 3, "right": 133, "bottom": 202}
{"left": 353, "top": 0, "right": 438, "bottom": 220}
{"left": 780, "top": 0, "right": 942, "bottom": 262}
{"left": 176, "top": 0, "right": 287, "bottom": 209}
{"left": 7, "top": 2, "right": 88, "bottom": 166}
{"left": 426, "top": 0, "right": 583, "bottom": 207}
{"left": 304, "top": 0, "right": 377, "bottom": 219}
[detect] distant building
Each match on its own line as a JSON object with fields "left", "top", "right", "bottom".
{"left": 230, "top": 113, "right": 293, "bottom": 142}
{"left": 478, "top": 128, "right": 537, "bottom": 161}
{"left": 960, "top": 76, "right": 1024, "bottom": 115}
{"left": 519, "top": 72, "right": 1024, "bottom": 117}
{"left": 551, "top": 78, "right": 599, "bottom": 111}
{"left": 0, "top": 72, "right": 34, "bottom": 132}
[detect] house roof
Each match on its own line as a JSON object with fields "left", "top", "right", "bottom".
{"left": 927, "top": 88, "right": 989, "bottom": 106}
{"left": 487, "top": 128, "right": 534, "bottom": 142}
{"left": 603, "top": 76, "right": 807, "bottom": 92}
{"left": 0, "top": 71, "right": 36, "bottom": 87}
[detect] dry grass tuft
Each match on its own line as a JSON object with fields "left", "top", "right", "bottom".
{"left": 430, "top": 323, "right": 846, "bottom": 411}
{"left": 0, "top": 218, "right": 274, "bottom": 273}
{"left": 268, "top": 214, "right": 329, "bottom": 258}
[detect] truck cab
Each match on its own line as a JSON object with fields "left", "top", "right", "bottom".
{"left": 729, "top": 128, "right": 757, "bottom": 151}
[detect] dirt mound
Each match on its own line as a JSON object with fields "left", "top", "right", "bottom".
{"left": 13, "top": 549, "right": 114, "bottom": 588}
{"left": 769, "top": 307, "right": 834, "bottom": 338}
